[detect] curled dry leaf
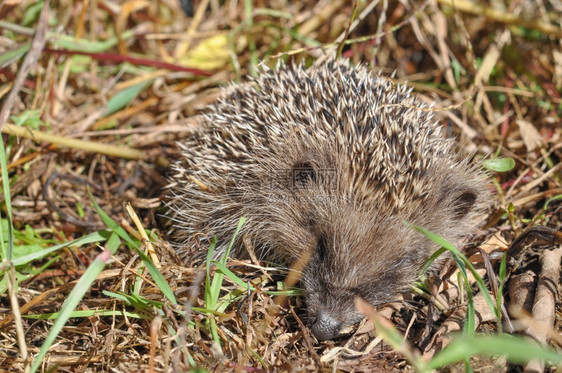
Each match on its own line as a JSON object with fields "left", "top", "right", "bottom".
{"left": 516, "top": 119, "right": 545, "bottom": 154}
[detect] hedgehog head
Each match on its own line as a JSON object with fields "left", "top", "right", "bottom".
{"left": 253, "top": 146, "right": 483, "bottom": 340}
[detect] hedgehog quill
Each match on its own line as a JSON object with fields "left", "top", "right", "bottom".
{"left": 168, "top": 59, "right": 487, "bottom": 341}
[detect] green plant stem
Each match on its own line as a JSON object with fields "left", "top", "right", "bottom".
{"left": 2, "top": 123, "right": 145, "bottom": 160}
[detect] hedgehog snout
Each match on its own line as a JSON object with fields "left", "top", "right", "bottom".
{"left": 309, "top": 311, "right": 342, "bottom": 341}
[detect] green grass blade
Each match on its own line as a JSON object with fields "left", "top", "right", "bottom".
{"left": 407, "top": 223, "right": 498, "bottom": 319}
{"left": 11, "top": 231, "right": 109, "bottom": 266}
{"left": 29, "top": 232, "right": 121, "bottom": 373}
{"left": 204, "top": 237, "right": 217, "bottom": 310}
{"left": 221, "top": 217, "right": 246, "bottom": 266}
{"left": 203, "top": 218, "right": 246, "bottom": 345}
{"left": 208, "top": 218, "right": 246, "bottom": 309}
{"left": 244, "top": 0, "right": 258, "bottom": 76}
{"left": 0, "top": 127, "right": 14, "bottom": 261}
{"left": 51, "top": 31, "right": 134, "bottom": 53}
{"left": 447, "top": 247, "right": 476, "bottom": 336}
{"left": 0, "top": 42, "right": 31, "bottom": 67}
{"left": 427, "top": 334, "right": 562, "bottom": 369}
{"left": 496, "top": 252, "right": 508, "bottom": 332}
{"left": 104, "top": 81, "right": 151, "bottom": 116}
{"left": 213, "top": 260, "right": 255, "bottom": 290}
{"left": 463, "top": 271, "right": 476, "bottom": 336}
{"left": 23, "top": 309, "right": 146, "bottom": 320}
{"left": 87, "top": 188, "right": 177, "bottom": 305}
{"left": 419, "top": 246, "right": 447, "bottom": 276}
{"left": 133, "top": 245, "right": 177, "bottom": 305}
{"left": 544, "top": 194, "right": 562, "bottom": 210}
{"left": 410, "top": 222, "right": 478, "bottom": 335}
{"left": 87, "top": 187, "right": 137, "bottom": 247}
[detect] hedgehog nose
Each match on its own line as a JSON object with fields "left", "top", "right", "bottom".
{"left": 310, "top": 311, "right": 342, "bottom": 341}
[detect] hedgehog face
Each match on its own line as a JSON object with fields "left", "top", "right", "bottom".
{"left": 298, "top": 210, "right": 430, "bottom": 341}
{"left": 291, "top": 162, "right": 482, "bottom": 341}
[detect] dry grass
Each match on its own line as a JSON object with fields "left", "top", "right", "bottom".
{"left": 0, "top": 0, "right": 561, "bottom": 372}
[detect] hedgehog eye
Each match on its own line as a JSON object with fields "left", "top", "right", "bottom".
{"left": 292, "top": 161, "right": 316, "bottom": 188}
{"left": 307, "top": 217, "right": 317, "bottom": 229}
{"left": 316, "top": 234, "right": 328, "bottom": 261}
{"left": 452, "top": 191, "right": 477, "bottom": 219}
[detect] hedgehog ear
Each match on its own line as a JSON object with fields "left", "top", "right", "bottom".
{"left": 292, "top": 161, "right": 316, "bottom": 187}
{"left": 452, "top": 190, "right": 477, "bottom": 220}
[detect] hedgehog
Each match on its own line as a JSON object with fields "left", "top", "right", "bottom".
{"left": 167, "top": 58, "right": 487, "bottom": 341}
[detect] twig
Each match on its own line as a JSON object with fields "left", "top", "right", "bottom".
{"left": 0, "top": 1, "right": 49, "bottom": 130}
{"left": 438, "top": 0, "right": 562, "bottom": 38}
{"left": 7, "top": 265, "right": 28, "bottom": 371}
{"left": 174, "top": 0, "right": 211, "bottom": 58}
{"left": 524, "top": 246, "right": 562, "bottom": 372}
{"left": 506, "top": 225, "right": 562, "bottom": 263}
{"left": 43, "top": 48, "right": 213, "bottom": 76}
{"left": 298, "top": 0, "right": 345, "bottom": 37}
